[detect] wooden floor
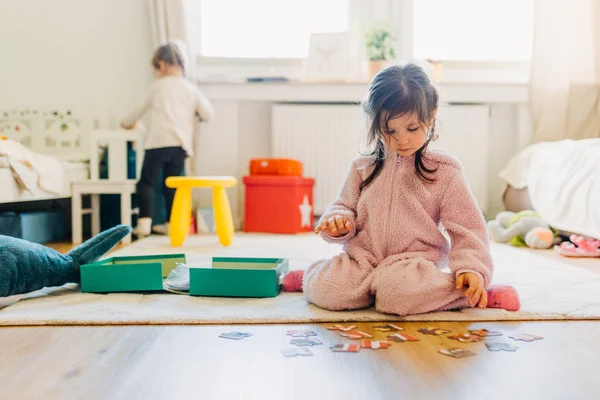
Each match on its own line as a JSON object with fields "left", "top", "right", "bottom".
{"left": 1, "top": 321, "right": 600, "bottom": 400}
{"left": 47, "top": 242, "right": 125, "bottom": 254}
{"left": 1, "top": 243, "right": 596, "bottom": 399}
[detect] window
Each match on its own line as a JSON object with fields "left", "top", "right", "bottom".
{"left": 196, "top": 0, "right": 349, "bottom": 59}
{"left": 412, "top": 0, "right": 535, "bottom": 61}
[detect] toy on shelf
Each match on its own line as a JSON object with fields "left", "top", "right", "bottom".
{"left": 554, "top": 235, "right": 600, "bottom": 258}
{"left": 487, "top": 210, "right": 557, "bottom": 249}
{"left": 190, "top": 257, "right": 289, "bottom": 298}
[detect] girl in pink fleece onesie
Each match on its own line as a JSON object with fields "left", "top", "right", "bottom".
{"left": 283, "top": 64, "right": 520, "bottom": 316}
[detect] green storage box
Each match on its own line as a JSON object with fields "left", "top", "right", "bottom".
{"left": 80, "top": 254, "right": 186, "bottom": 293}
{"left": 189, "top": 257, "right": 289, "bottom": 298}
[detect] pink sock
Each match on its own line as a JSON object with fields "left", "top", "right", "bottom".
{"left": 486, "top": 284, "right": 520, "bottom": 311}
{"left": 282, "top": 270, "right": 304, "bottom": 292}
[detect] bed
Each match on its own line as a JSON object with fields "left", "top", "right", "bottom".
{"left": 0, "top": 110, "right": 92, "bottom": 204}
{"left": 499, "top": 138, "right": 600, "bottom": 239}
{"left": 0, "top": 157, "right": 88, "bottom": 203}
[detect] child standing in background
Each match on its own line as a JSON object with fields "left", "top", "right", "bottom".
{"left": 121, "top": 42, "right": 214, "bottom": 237}
{"left": 283, "top": 64, "right": 520, "bottom": 316}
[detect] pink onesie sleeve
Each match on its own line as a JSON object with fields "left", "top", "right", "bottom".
{"left": 318, "top": 159, "right": 362, "bottom": 244}
{"left": 439, "top": 167, "right": 493, "bottom": 287}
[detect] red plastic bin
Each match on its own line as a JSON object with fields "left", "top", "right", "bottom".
{"left": 243, "top": 175, "right": 315, "bottom": 234}
{"left": 249, "top": 159, "right": 303, "bottom": 176}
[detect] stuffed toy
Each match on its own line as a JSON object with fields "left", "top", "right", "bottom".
{"left": 555, "top": 235, "right": 600, "bottom": 258}
{"left": 487, "top": 210, "right": 556, "bottom": 249}
{"left": 0, "top": 224, "right": 131, "bottom": 297}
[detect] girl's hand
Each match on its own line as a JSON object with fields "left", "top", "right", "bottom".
{"left": 315, "top": 215, "right": 352, "bottom": 237}
{"left": 456, "top": 272, "right": 487, "bottom": 308}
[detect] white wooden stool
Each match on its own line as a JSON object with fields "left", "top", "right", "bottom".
{"left": 71, "top": 181, "right": 137, "bottom": 244}
{"left": 71, "top": 129, "right": 143, "bottom": 244}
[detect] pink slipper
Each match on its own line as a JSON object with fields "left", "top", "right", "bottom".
{"left": 486, "top": 284, "right": 520, "bottom": 311}
{"left": 282, "top": 270, "right": 304, "bottom": 292}
{"left": 554, "top": 235, "right": 600, "bottom": 258}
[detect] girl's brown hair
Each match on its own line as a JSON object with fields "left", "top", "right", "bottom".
{"left": 151, "top": 42, "right": 185, "bottom": 72}
{"left": 360, "top": 64, "right": 439, "bottom": 190}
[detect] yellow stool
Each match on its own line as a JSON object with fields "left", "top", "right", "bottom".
{"left": 165, "top": 176, "right": 237, "bottom": 247}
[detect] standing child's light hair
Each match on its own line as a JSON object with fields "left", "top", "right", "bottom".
{"left": 361, "top": 64, "right": 439, "bottom": 189}
{"left": 151, "top": 42, "right": 186, "bottom": 74}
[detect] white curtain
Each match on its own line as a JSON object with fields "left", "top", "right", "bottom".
{"left": 530, "top": 0, "right": 600, "bottom": 143}
{"left": 148, "top": 0, "right": 196, "bottom": 79}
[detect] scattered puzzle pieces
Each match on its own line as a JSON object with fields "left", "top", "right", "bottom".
{"left": 372, "top": 324, "right": 404, "bottom": 332}
{"left": 286, "top": 329, "right": 317, "bottom": 338}
{"left": 386, "top": 333, "right": 419, "bottom": 342}
{"left": 360, "top": 340, "right": 391, "bottom": 349}
{"left": 438, "top": 347, "right": 476, "bottom": 358}
{"left": 448, "top": 334, "right": 483, "bottom": 343}
{"left": 509, "top": 333, "right": 544, "bottom": 342}
{"left": 219, "top": 332, "right": 253, "bottom": 340}
{"left": 419, "top": 328, "right": 451, "bottom": 335}
{"left": 340, "top": 331, "right": 373, "bottom": 340}
{"left": 486, "top": 342, "right": 518, "bottom": 352}
{"left": 326, "top": 324, "right": 357, "bottom": 332}
{"left": 290, "top": 338, "right": 323, "bottom": 347}
{"left": 331, "top": 344, "right": 361, "bottom": 353}
{"left": 469, "top": 329, "right": 502, "bottom": 337}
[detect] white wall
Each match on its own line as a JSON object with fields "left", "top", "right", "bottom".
{"left": 0, "top": 0, "right": 154, "bottom": 125}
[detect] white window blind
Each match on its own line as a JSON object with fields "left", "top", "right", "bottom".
{"left": 197, "top": 0, "right": 349, "bottom": 58}
{"left": 413, "top": 0, "right": 535, "bottom": 61}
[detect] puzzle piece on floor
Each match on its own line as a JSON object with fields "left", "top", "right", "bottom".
{"left": 448, "top": 334, "right": 483, "bottom": 343}
{"left": 386, "top": 333, "right": 419, "bottom": 342}
{"left": 372, "top": 324, "right": 404, "bottom": 332}
{"left": 469, "top": 329, "right": 502, "bottom": 337}
{"left": 419, "top": 328, "right": 451, "bottom": 335}
{"left": 360, "top": 340, "right": 391, "bottom": 349}
{"left": 509, "top": 333, "right": 544, "bottom": 342}
{"left": 486, "top": 342, "right": 518, "bottom": 352}
{"left": 281, "top": 347, "right": 313, "bottom": 357}
{"left": 290, "top": 338, "right": 323, "bottom": 347}
{"left": 438, "top": 347, "right": 476, "bottom": 358}
{"left": 219, "top": 332, "right": 253, "bottom": 340}
{"left": 286, "top": 329, "right": 317, "bottom": 338}
{"left": 340, "top": 331, "right": 372, "bottom": 340}
{"left": 326, "top": 324, "right": 357, "bottom": 332}
{"left": 331, "top": 343, "right": 361, "bottom": 353}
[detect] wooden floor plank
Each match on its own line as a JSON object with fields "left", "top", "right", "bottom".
{"left": 1, "top": 321, "right": 599, "bottom": 400}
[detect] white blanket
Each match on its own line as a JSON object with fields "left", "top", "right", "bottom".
{"left": 0, "top": 139, "right": 67, "bottom": 195}
{"left": 499, "top": 139, "right": 600, "bottom": 239}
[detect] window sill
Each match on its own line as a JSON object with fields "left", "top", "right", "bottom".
{"left": 194, "top": 58, "right": 530, "bottom": 99}
{"left": 197, "top": 81, "right": 529, "bottom": 104}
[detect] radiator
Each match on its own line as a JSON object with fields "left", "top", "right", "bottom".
{"left": 272, "top": 104, "right": 490, "bottom": 216}
{"left": 272, "top": 104, "right": 365, "bottom": 215}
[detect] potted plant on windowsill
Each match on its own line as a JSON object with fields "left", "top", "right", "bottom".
{"left": 364, "top": 25, "right": 397, "bottom": 80}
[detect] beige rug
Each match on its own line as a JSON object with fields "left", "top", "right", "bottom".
{"left": 1, "top": 233, "right": 600, "bottom": 326}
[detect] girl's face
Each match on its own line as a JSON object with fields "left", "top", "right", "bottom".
{"left": 381, "top": 111, "right": 436, "bottom": 157}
